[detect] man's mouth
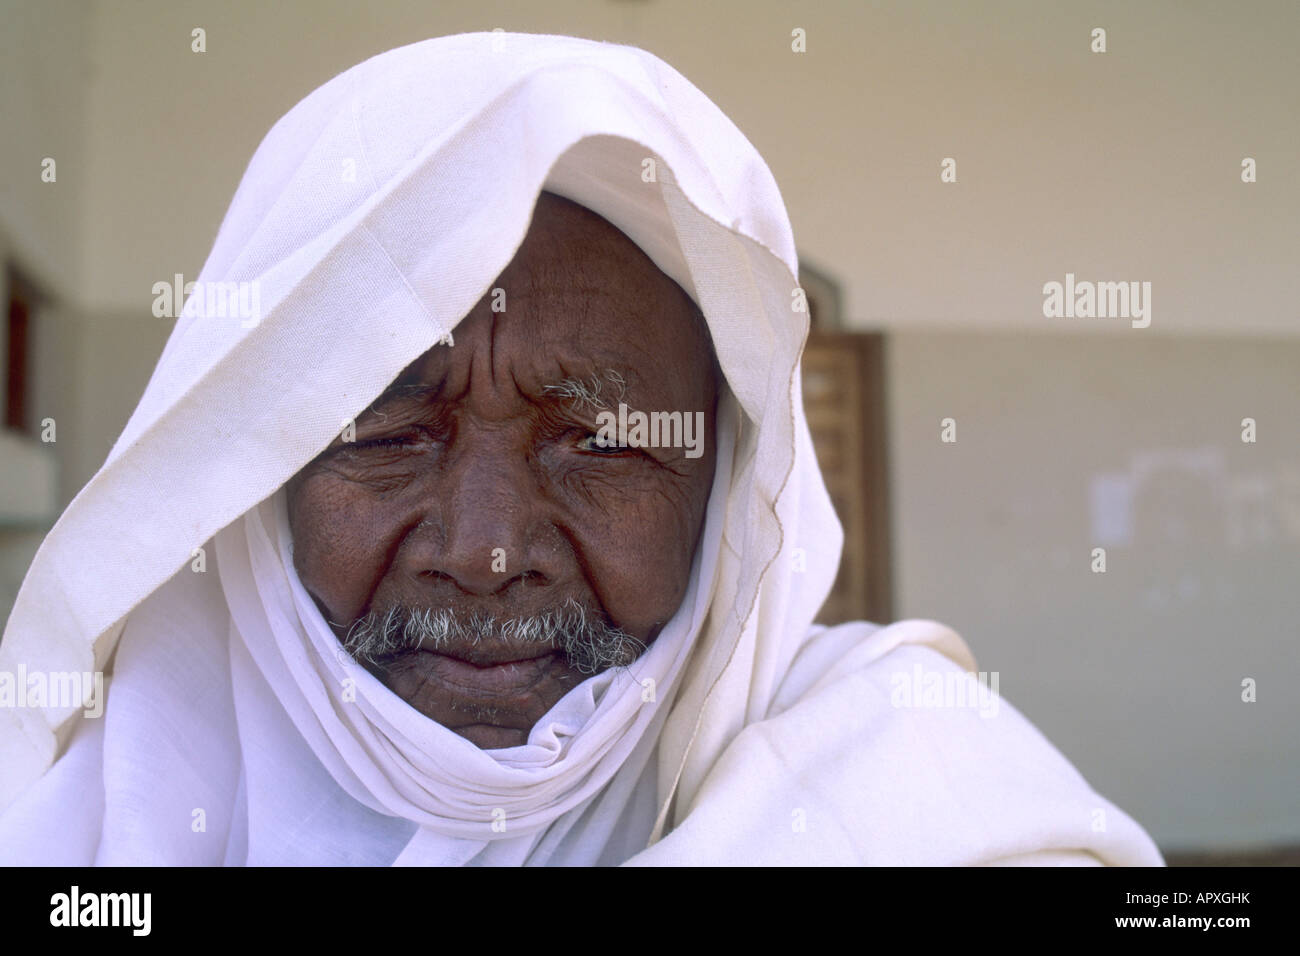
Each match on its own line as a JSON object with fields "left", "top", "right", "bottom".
{"left": 334, "top": 602, "right": 650, "bottom": 748}
{"left": 339, "top": 599, "right": 647, "bottom": 678}
{"left": 414, "top": 639, "right": 559, "bottom": 669}
{"left": 417, "top": 649, "right": 562, "bottom": 698}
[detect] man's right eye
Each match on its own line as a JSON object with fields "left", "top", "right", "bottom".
{"left": 354, "top": 435, "right": 417, "bottom": 450}
{"left": 345, "top": 426, "right": 441, "bottom": 452}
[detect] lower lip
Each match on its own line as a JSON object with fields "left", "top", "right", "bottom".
{"left": 422, "top": 651, "right": 559, "bottom": 698}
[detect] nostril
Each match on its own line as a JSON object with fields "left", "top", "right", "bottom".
{"left": 416, "top": 566, "right": 549, "bottom": 596}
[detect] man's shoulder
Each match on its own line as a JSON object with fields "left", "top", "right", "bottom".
{"left": 628, "top": 620, "right": 1163, "bottom": 866}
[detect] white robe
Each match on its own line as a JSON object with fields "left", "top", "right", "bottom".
{"left": 0, "top": 31, "right": 1162, "bottom": 866}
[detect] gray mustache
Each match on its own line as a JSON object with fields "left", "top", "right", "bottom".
{"left": 340, "top": 597, "right": 646, "bottom": 676}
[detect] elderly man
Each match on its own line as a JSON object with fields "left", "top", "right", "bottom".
{"left": 290, "top": 190, "right": 720, "bottom": 755}
{"left": 0, "top": 33, "right": 1161, "bottom": 866}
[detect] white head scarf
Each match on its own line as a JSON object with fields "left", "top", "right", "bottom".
{"left": 0, "top": 32, "right": 1163, "bottom": 866}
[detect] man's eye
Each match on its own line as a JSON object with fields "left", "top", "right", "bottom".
{"left": 576, "top": 432, "right": 627, "bottom": 454}
{"left": 349, "top": 429, "right": 433, "bottom": 451}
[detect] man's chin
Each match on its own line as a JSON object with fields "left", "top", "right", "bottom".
{"left": 371, "top": 649, "right": 581, "bottom": 748}
{"left": 452, "top": 724, "right": 533, "bottom": 750}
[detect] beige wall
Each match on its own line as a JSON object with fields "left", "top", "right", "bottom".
{"left": 74, "top": 0, "right": 1300, "bottom": 336}
{"left": 1, "top": 0, "right": 1297, "bottom": 851}
{"left": 0, "top": 0, "right": 89, "bottom": 293}
{"left": 888, "top": 331, "right": 1300, "bottom": 849}
{"left": 0, "top": 0, "right": 92, "bottom": 620}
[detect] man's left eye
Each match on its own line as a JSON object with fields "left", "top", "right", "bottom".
{"left": 576, "top": 433, "right": 627, "bottom": 454}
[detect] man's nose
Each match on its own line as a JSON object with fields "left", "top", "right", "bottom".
{"left": 407, "top": 434, "right": 557, "bottom": 598}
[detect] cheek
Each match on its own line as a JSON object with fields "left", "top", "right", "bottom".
{"left": 565, "top": 464, "right": 714, "bottom": 638}
{"left": 287, "top": 474, "right": 397, "bottom": 622}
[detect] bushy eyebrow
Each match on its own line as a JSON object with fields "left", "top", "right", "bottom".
{"left": 541, "top": 369, "right": 628, "bottom": 411}
{"left": 365, "top": 368, "right": 632, "bottom": 417}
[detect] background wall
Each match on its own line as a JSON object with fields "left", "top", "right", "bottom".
{"left": 889, "top": 331, "right": 1300, "bottom": 849}
{"left": 1, "top": 0, "right": 1296, "bottom": 854}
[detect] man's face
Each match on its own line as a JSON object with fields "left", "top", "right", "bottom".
{"left": 286, "top": 192, "right": 719, "bottom": 749}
